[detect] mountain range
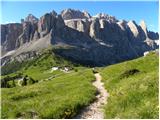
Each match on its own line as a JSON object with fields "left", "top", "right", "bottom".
{"left": 1, "top": 9, "right": 159, "bottom": 66}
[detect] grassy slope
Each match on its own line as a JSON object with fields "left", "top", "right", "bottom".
{"left": 23, "top": 51, "right": 65, "bottom": 81}
{"left": 2, "top": 47, "right": 158, "bottom": 119}
{"left": 1, "top": 49, "right": 78, "bottom": 81}
{"left": 1, "top": 49, "right": 97, "bottom": 119}
{"left": 100, "top": 52, "right": 159, "bottom": 119}
{"left": 1, "top": 69, "right": 96, "bottom": 119}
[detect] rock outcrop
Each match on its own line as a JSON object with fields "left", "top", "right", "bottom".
{"left": 93, "top": 13, "right": 118, "bottom": 23}
{"left": 127, "top": 20, "right": 140, "bottom": 38}
{"left": 64, "top": 19, "right": 90, "bottom": 33}
{"left": 25, "top": 14, "right": 39, "bottom": 23}
{"left": 1, "top": 9, "right": 159, "bottom": 67}
{"left": 148, "top": 31, "right": 159, "bottom": 40}
{"left": 140, "top": 20, "right": 147, "bottom": 36}
{"left": 61, "top": 9, "right": 91, "bottom": 20}
{"left": 1, "top": 23, "right": 23, "bottom": 53}
{"left": 89, "top": 18, "right": 100, "bottom": 38}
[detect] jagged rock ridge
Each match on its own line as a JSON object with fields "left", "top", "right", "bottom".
{"left": 1, "top": 9, "right": 159, "bottom": 66}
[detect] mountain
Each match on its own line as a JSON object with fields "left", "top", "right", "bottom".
{"left": 24, "top": 14, "right": 39, "bottom": 23}
{"left": 1, "top": 9, "right": 159, "bottom": 67}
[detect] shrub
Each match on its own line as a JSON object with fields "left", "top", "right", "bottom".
{"left": 120, "top": 68, "right": 140, "bottom": 78}
{"left": 1, "top": 78, "right": 10, "bottom": 88}
{"left": 27, "top": 77, "right": 36, "bottom": 85}
{"left": 12, "top": 80, "right": 16, "bottom": 87}
{"left": 74, "top": 68, "right": 78, "bottom": 72}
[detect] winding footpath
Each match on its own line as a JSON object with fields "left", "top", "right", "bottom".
{"left": 75, "top": 73, "right": 109, "bottom": 119}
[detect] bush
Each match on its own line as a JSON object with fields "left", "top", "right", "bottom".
{"left": 1, "top": 77, "right": 10, "bottom": 88}
{"left": 27, "top": 77, "right": 36, "bottom": 85}
{"left": 12, "top": 80, "right": 16, "bottom": 87}
{"left": 120, "top": 69, "right": 140, "bottom": 78}
{"left": 74, "top": 68, "right": 78, "bottom": 72}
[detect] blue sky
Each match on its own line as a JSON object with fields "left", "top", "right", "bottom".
{"left": 1, "top": 1, "right": 159, "bottom": 32}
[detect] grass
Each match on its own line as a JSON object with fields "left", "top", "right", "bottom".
{"left": 100, "top": 52, "right": 159, "bottom": 119}
{"left": 1, "top": 69, "right": 97, "bottom": 119}
{"left": 1, "top": 49, "right": 80, "bottom": 81}
{"left": 2, "top": 47, "right": 158, "bottom": 119}
{"left": 23, "top": 66, "right": 63, "bottom": 81}
{"left": 1, "top": 49, "right": 96, "bottom": 119}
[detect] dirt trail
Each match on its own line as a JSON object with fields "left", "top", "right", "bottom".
{"left": 74, "top": 73, "right": 109, "bottom": 119}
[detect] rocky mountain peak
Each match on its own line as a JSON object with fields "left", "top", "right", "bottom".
{"left": 51, "top": 10, "right": 57, "bottom": 17}
{"left": 93, "top": 13, "right": 118, "bottom": 22}
{"left": 127, "top": 20, "right": 139, "bottom": 37}
{"left": 128, "top": 20, "right": 137, "bottom": 25}
{"left": 139, "top": 20, "right": 147, "bottom": 35}
{"left": 140, "top": 20, "right": 146, "bottom": 28}
{"left": 82, "top": 10, "right": 91, "bottom": 18}
{"left": 61, "top": 9, "right": 90, "bottom": 20}
{"left": 117, "top": 20, "right": 127, "bottom": 30}
{"left": 93, "top": 13, "right": 108, "bottom": 18}
{"left": 25, "top": 14, "right": 38, "bottom": 23}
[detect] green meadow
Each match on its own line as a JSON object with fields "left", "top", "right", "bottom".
{"left": 1, "top": 50, "right": 158, "bottom": 119}
{"left": 1, "top": 69, "right": 97, "bottom": 118}
{"left": 100, "top": 52, "right": 159, "bottom": 119}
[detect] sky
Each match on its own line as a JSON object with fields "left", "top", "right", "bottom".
{"left": 0, "top": 1, "right": 159, "bottom": 32}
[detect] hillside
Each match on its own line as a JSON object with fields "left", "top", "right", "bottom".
{"left": 1, "top": 69, "right": 97, "bottom": 119}
{"left": 99, "top": 52, "right": 159, "bottom": 118}
{"left": 1, "top": 47, "right": 79, "bottom": 78}
{"left": 1, "top": 50, "right": 158, "bottom": 119}
{"left": 1, "top": 48, "right": 97, "bottom": 119}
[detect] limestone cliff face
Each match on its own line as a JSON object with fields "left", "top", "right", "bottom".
{"left": 64, "top": 19, "right": 90, "bottom": 34}
{"left": 140, "top": 20, "right": 147, "bottom": 36}
{"left": 1, "top": 9, "right": 159, "bottom": 66}
{"left": 1, "top": 23, "right": 23, "bottom": 53}
{"left": 24, "top": 14, "right": 39, "bottom": 23}
{"left": 89, "top": 18, "right": 101, "bottom": 38}
{"left": 15, "top": 21, "right": 38, "bottom": 48}
{"left": 61, "top": 9, "right": 91, "bottom": 20}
